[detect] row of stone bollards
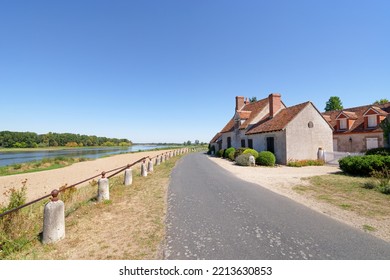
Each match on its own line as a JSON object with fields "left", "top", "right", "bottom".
{"left": 41, "top": 148, "right": 190, "bottom": 244}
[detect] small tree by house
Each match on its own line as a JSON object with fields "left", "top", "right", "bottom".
{"left": 325, "top": 96, "right": 344, "bottom": 112}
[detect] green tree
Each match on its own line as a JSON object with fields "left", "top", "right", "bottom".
{"left": 374, "top": 99, "right": 389, "bottom": 105}
{"left": 249, "top": 97, "right": 257, "bottom": 103}
{"left": 380, "top": 118, "right": 390, "bottom": 145}
{"left": 325, "top": 96, "right": 343, "bottom": 112}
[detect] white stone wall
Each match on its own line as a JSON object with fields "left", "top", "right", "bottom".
{"left": 285, "top": 104, "right": 333, "bottom": 162}
{"left": 250, "top": 131, "right": 287, "bottom": 164}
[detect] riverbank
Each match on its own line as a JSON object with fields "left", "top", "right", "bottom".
{"left": 0, "top": 149, "right": 176, "bottom": 206}
{"left": 0, "top": 145, "right": 178, "bottom": 168}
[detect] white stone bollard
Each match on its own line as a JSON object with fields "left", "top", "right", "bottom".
{"left": 148, "top": 159, "right": 154, "bottom": 173}
{"left": 124, "top": 168, "right": 133, "bottom": 186}
{"left": 161, "top": 154, "right": 165, "bottom": 163}
{"left": 249, "top": 155, "right": 256, "bottom": 167}
{"left": 97, "top": 175, "right": 110, "bottom": 202}
{"left": 42, "top": 190, "right": 65, "bottom": 244}
{"left": 141, "top": 161, "right": 148, "bottom": 177}
{"left": 155, "top": 156, "right": 160, "bottom": 166}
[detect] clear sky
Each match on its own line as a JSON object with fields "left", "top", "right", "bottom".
{"left": 0, "top": 0, "right": 389, "bottom": 143}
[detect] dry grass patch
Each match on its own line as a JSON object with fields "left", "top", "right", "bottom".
{"left": 3, "top": 157, "right": 180, "bottom": 260}
{"left": 295, "top": 173, "right": 390, "bottom": 218}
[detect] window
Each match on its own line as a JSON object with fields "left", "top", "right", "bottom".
{"left": 366, "top": 138, "right": 379, "bottom": 150}
{"left": 248, "top": 139, "right": 253, "bottom": 149}
{"left": 241, "top": 139, "right": 246, "bottom": 147}
{"left": 367, "top": 115, "right": 377, "bottom": 128}
{"left": 267, "top": 137, "right": 275, "bottom": 154}
{"left": 339, "top": 119, "right": 347, "bottom": 130}
{"left": 227, "top": 137, "right": 232, "bottom": 148}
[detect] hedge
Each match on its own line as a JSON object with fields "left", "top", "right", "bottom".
{"left": 339, "top": 155, "right": 390, "bottom": 176}
{"left": 365, "top": 148, "right": 390, "bottom": 156}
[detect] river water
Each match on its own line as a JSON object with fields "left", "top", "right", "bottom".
{"left": 0, "top": 145, "right": 171, "bottom": 167}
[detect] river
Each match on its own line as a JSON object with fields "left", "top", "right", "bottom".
{"left": 0, "top": 145, "right": 172, "bottom": 167}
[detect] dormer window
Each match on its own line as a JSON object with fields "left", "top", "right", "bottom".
{"left": 367, "top": 115, "right": 377, "bottom": 128}
{"left": 339, "top": 118, "right": 347, "bottom": 130}
{"left": 363, "top": 107, "right": 385, "bottom": 129}
{"left": 336, "top": 111, "right": 357, "bottom": 131}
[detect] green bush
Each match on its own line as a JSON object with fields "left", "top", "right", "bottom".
{"left": 371, "top": 168, "right": 390, "bottom": 195}
{"left": 235, "top": 153, "right": 252, "bottom": 166}
{"left": 366, "top": 148, "right": 390, "bottom": 156}
{"left": 243, "top": 148, "right": 259, "bottom": 159}
{"left": 339, "top": 155, "right": 390, "bottom": 176}
{"left": 217, "top": 149, "right": 225, "bottom": 158}
{"left": 208, "top": 145, "right": 216, "bottom": 155}
{"left": 234, "top": 148, "right": 247, "bottom": 159}
{"left": 377, "top": 184, "right": 390, "bottom": 195}
{"left": 224, "top": 147, "right": 236, "bottom": 159}
{"left": 256, "top": 151, "right": 276, "bottom": 166}
{"left": 228, "top": 150, "right": 236, "bottom": 161}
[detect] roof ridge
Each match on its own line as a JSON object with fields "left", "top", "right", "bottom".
{"left": 323, "top": 102, "right": 390, "bottom": 114}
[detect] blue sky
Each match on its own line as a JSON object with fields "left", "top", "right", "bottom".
{"left": 0, "top": 0, "right": 389, "bottom": 143}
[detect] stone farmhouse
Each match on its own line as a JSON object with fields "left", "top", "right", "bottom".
{"left": 322, "top": 103, "right": 390, "bottom": 152}
{"left": 210, "top": 94, "right": 333, "bottom": 164}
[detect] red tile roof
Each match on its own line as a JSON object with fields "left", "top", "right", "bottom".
{"left": 246, "top": 102, "right": 311, "bottom": 135}
{"left": 210, "top": 132, "right": 222, "bottom": 143}
{"left": 322, "top": 102, "right": 390, "bottom": 134}
{"left": 219, "top": 97, "right": 269, "bottom": 133}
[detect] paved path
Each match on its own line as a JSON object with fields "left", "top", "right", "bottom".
{"left": 164, "top": 153, "right": 390, "bottom": 260}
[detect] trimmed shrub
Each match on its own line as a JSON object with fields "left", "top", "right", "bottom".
{"left": 235, "top": 153, "right": 252, "bottom": 166}
{"left": 217, "top": 149, "right": 225, "bottom": 158}
{"left": 224, "top": 147, "right": 236, "bottom": 159}
{"left": 234, "top": 148, "right": 247, "bottom": 159}
{"left": 256, "top": 151, "right": 276, "bottom": 166}
{"left": 228, "top": 150, "right": 236, "bottom": 161}
{"left": 366, "top": 148, "right": 390, "bottom": 156}
{"left": 243, "top": 148, "right": 259, "bottom": 159}
{"left": 339, "top": 155, "right": 390, "bottom": 176}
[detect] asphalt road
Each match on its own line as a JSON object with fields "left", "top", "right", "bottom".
{"left": 164, "top": 153, "right": 390, "bottom": 260}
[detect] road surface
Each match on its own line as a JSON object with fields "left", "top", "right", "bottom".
{"left": 164, "top": 153, "right": 390, "bottom": 260}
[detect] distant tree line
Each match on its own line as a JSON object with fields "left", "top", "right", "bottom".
{"left": 0, "top": 131, "right": 132, "bottom": 148}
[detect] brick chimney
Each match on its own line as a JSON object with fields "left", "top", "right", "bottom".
{"left": 235, "top": 96, "right": 245, "bottom": 111}
{"left": 269, "top": 93, "right": 282, "bottom": 118}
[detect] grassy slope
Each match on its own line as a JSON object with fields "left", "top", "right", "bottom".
{"left": 1, "top": 154, "right": 181, "bottom": 260}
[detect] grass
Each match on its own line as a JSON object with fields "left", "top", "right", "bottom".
{"left": 0, "top": 153, "right": 182, "bottom": 260}
{"left": 294, "top": 173, "right": 390, "bottom": 218}
{"left": 0, "top": 157, "right": 90, "bottom": 177}
{"left": 363, "top": 225, "right": 377, "bottom": 232}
